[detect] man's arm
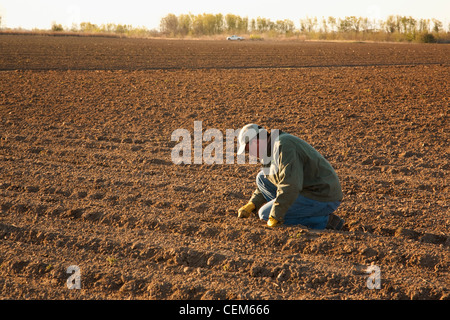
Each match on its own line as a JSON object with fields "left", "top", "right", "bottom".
{"left": 269, "top": 142, "right": 303, "bottom": 223}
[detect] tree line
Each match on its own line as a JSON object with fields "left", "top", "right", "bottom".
{"left": 8, "top": 12, "right": 445, "bottom": 43}
{"left": 160, "top": 13, "right": 297, "bottom": 35}
{"left": 160, "top": 13, "right": 448, "bottom": 42}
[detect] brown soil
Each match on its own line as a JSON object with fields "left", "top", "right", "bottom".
{"left": 0, "top": 35, "right": 449, "bottom": 300}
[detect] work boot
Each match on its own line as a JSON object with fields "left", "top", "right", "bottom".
{"left": 326, "top": 213, "right": 345, "bottom": 230}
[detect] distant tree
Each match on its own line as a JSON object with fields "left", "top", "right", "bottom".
{"left": 160, "top": 13, "right": 178, "bottom": 35}
{"left": 275, "top": 19, "right": 294, "bottom": 33}
{"left": 360, "top": 17, "right": 370, "bottom": 32}
{"left": 191, "top": 14, "right": 204, "bottom": 35}
{"left": 400, "top": 16, "right": 416, "bottom": 34}
{"left": 214, "top": 13, "right": 224, "bottom": 34}
{"left": 250, "top": 18, "right": 256, "bottom": 32}
{"left": 79, "top": 22, "right": 99, "bottom": 33}
{"left": 225, "top": 13, "right": 238, "bottom": 32}
{"left": 349, "top": 16, "right": 362, "bottom": 32}
{"left": 421, "top": 32, "right": 436, "bottom": 43}
{"left": 432, "top": 19, "right": 443, "bottom": 33}
{"left": 115, "top": 24, "right": 131, "bottom": 34}
{"left": 201, "top": 13, "right": 216, "bottom": 35}
{"left": 321, "top": 17, "right": 328, "bottom": 33}
{"left": 384, "top": 15, "right": 398, "bottom": 33}
{"left": 301, "top": 16, "right": 317, "bottom": 33}
{"left": 178, "top": 14, "right": 192, "bottom": 36}
{"left": 338, "top": 17, "right": 352, "bottom": 32}
{"left": 418, "top": 19, "right": 430, "bottom": 33}
{"left": 237, "top": 16, "right": 248, "bottom": 33}
{"left": 102, "top": 23, "right": 116, "bottom": 33}
{"left": 257, "top": 17, "right": 271, "bottom": 32}
{"left": 327, "top": 16, "right": 337, "bottom": 32}
{"left": 256, "top": 17, "right": 265, "bottom": 32}
{"left": 51, "top": 22, "right": 64, "bottom": 32}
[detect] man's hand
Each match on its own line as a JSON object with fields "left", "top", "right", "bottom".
{"left": 267, "top": 216, "right": 281, "bottom": 227}
{"left": 237, "top": 202, "right": 255, "bottom": 218}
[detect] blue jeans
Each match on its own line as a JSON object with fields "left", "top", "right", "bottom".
{"left": 256, "top": 171, "right": 340, "bottom": 229}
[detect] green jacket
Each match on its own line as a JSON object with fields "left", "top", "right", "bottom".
{"left": 249, "top": 132, "right": 343, "bottom": 222}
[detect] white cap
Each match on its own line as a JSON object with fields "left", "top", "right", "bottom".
{"left": 237, "top": 124, "right": 264, "bottom": 155}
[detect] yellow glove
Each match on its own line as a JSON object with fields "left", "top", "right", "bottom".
{"left": 237, "top": 202, "right": 255, "bottom": 218}
{"left": 267, "top": 216, "right": 281, "bottom": 227}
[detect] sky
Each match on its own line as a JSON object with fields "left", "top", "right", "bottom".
{"left": 0, "top": 0, "right": 449, "bottom": 30}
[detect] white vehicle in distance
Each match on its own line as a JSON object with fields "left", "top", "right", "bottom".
{"left": 227, "top": 35, "right": 244, "bottom": 41}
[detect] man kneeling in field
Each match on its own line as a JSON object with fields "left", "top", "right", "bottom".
{"left": 237, "top": 124, "right": 344, "bottom": 230}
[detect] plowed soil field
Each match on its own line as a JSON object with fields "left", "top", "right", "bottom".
{"left": 0, "top": 35, "right": 449, "bottom": 300}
